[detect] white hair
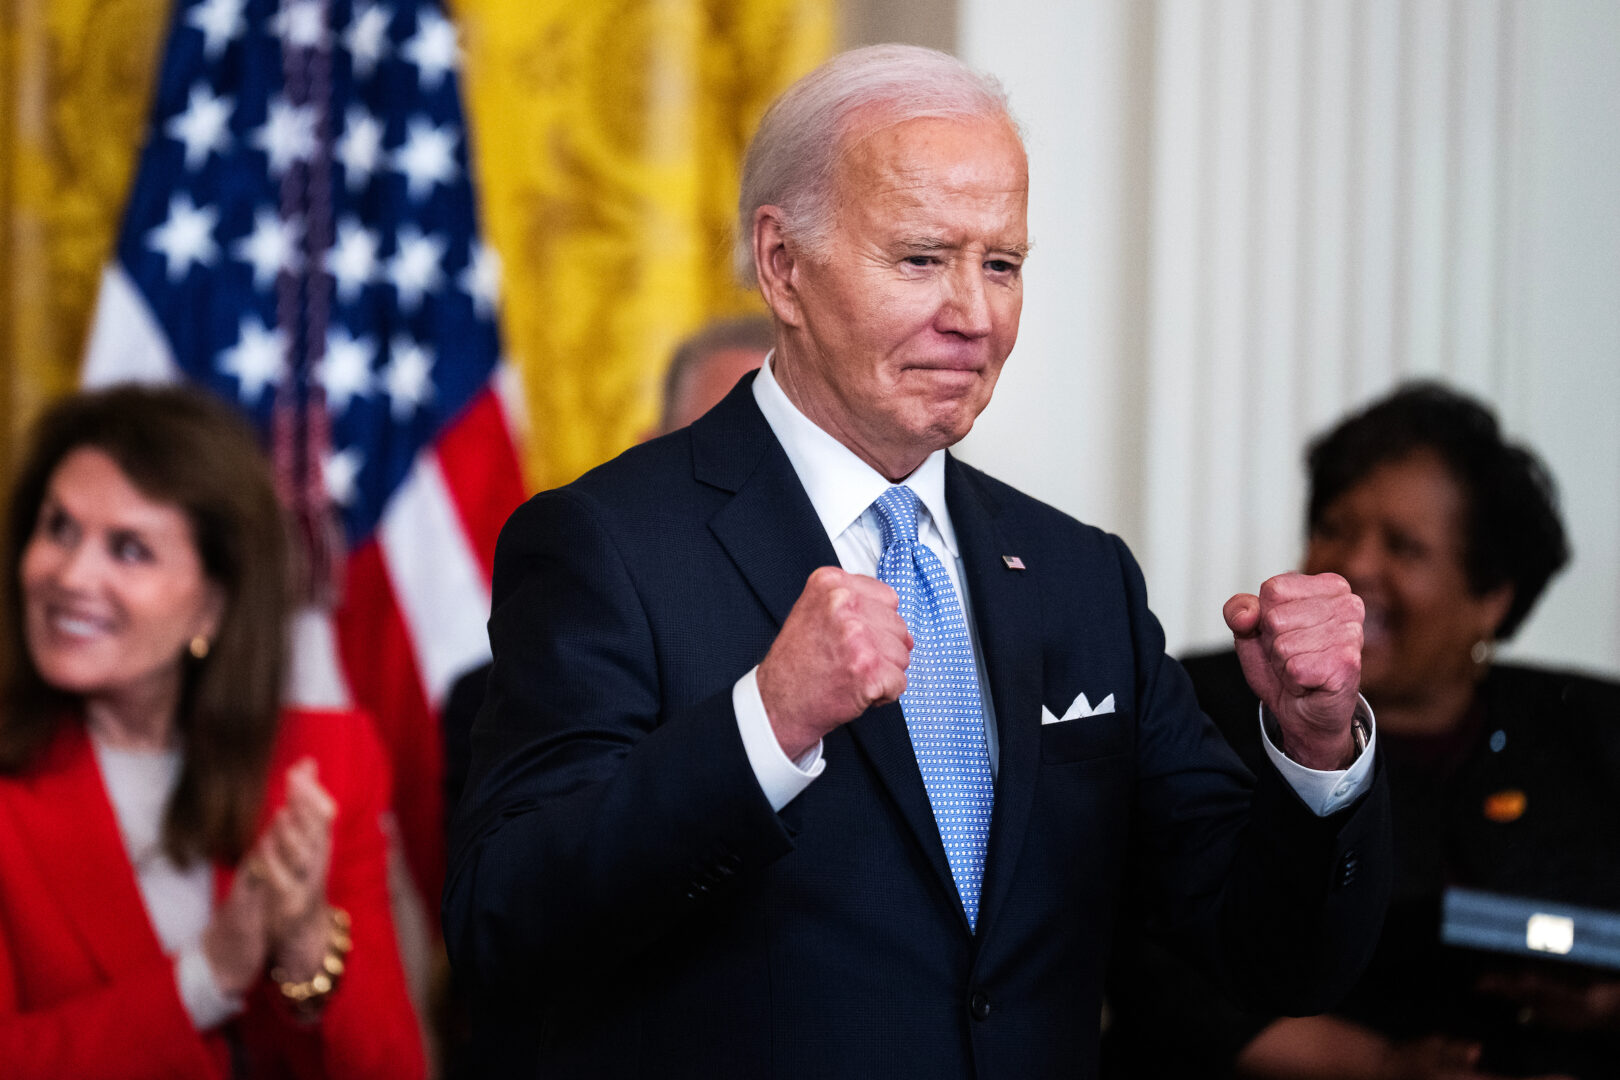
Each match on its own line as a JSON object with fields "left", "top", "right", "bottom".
{"left": 734, "top": 44, "right": 1019, "bottom": 286}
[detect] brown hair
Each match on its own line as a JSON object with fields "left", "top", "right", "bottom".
{"left": 1, "top": 384, "right": 290, "bottom": 865}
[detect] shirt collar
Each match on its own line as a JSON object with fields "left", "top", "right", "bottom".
{"left": 752, "top": 353, "right": 958, "bottom": 557}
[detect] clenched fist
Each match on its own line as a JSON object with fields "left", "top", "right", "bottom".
{"left": 757, "top": 566, "right": 914, "bottom": 760}
{"left": 1225, "top": 571, "right": 1364, "bottom": 770}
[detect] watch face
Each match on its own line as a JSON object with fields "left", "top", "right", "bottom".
{"left": 1350, "top": 706, "right": 1371, "bottom": 755}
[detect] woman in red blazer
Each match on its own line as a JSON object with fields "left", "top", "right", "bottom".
{"left": 0, "top": 385, "right": 425, "bottom": 1079}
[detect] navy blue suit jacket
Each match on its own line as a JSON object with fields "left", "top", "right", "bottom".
{"left": 444, "top": 375, "right": 1391, "bottom": 1078}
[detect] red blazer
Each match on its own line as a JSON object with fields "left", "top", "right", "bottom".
{"left": 0, "top": 707, "right": 426, "bottom": 1079}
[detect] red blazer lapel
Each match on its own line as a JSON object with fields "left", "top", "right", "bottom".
{"left": 0, "top": 724, "right": 169, "bottom": 982}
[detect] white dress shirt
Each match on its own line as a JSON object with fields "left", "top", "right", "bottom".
{"left": 731, "top": 354, "right": 1374, "bottom": 815}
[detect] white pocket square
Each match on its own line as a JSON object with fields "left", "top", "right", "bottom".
{"left": 1041, "top": 691, "right": 1116, "bottom": 725}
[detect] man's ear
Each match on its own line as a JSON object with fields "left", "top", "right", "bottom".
{"left": 752, "top": 206, "right": 804, "bottom": 328}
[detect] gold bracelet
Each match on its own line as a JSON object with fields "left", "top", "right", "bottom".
{"left": 270, "top": 907, "right": 352, "bottom": 1016}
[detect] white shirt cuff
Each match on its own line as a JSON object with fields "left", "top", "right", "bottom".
{"left": 1258, "top": 695, "right": 1378, "bottom": 816}
{"left": 176, "top": 941, "right": 244, "bottom": 1031}
{"left": 733, "top": 666, "right": 825, "bottom": 811}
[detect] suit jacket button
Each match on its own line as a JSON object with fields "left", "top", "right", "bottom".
{"left": 970, "top": 992, "right": 992, "bottom": 1021}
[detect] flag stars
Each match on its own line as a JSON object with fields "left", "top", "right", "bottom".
{"left": 318, "top": 327, "right": 376, "bottom": 415}
{"left": 393, "top": 117, "right": 460, "bottom": 201}
{"left": 232, "top": 208, "right": 303, "bottom": 290}
{"left": 187, "top": 0, "right": 248, "bottom": 61}
{"left": 107, "top": 0, "right": 510, "bottom": 557}
{"left": 384, "top": 337, "right": 435, "bottom": 419}
{"left": 387, "top": 225, "right": 446, "bottom": 312}
{"left": 345, "top": 2, "right": 393, "bottom": 79}
{"left": 166, "top": 83, "right": 234, "bottom": 170}
{"left": 400, "top": 10, "right": 459, "bottom": 92}
{"left": 323, "top": 446, "right": 364, "bottom": 507}
{"left": 459, "top": 241, "right": 501, "bottom": 318}
{"left": 272, "top": 0, "right": 327, "bottom": 49}
{"left": 337, "top": 106, "right": 386, "bottom": 191}
{"left": 218, "top": 315, "right": 286, "bottom": 405}
{"left": 327, "top": 218, "right": 380, "bottom": 303}
{"left": 254, "top": 96, "right": 317, "bottom": 176}
{"left": 147, "top": 193, "right": 220, "bottom": 281}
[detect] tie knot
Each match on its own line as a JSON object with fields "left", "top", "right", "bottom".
{"left": 872, "top": 485, "right": 921, "bottom": 550}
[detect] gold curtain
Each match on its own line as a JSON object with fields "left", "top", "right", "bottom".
{"left": 0, "top": 0, "right": 831, "bottom": 491}
{"left": 0, "top": 0, "right": 169, "bottom": 483}
{"left": 453, "top": 0, "right": 831, "bottom": 488}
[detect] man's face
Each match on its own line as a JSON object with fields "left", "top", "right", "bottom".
{"left": 771, "top": 113, "right": 1028, "bottom": 480}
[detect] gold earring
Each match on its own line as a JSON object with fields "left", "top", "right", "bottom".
{"left": 189, "top": 635, "right": 211, "bottom": 660}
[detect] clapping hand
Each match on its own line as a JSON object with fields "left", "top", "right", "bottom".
{"left": 202, "top": 758, "right": 338, "bottom": 993}
{"left": 252, "top": 758, "right": 338, "bottom": 982}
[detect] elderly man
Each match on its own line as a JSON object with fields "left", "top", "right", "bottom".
{"left": 445, "top": 44, "right": 1390, "bottom": 1078}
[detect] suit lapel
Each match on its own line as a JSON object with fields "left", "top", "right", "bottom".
{"left": 0, "top": 725, "right": 168, "bottom": 981}
{"left": 947, "top": 458, "right": 1044, "bottom": 939}
{"left": 697, "top": 376, "right": 840, "bottom": 627}
{"left": 695, "top": 383, "right": 965, "bottom": 923}
{"left": 846, "top": 697, "right": 966, "bottom": 930}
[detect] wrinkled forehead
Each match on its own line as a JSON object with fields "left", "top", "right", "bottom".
{"left": 833, "top": 111, "right": 1028, "bottom": 206}
{"left": 836, "top": 99, "right": 1026, "bottom": 167}
{"left": 831, "top": 121, "right": 1029, "bottom": 248}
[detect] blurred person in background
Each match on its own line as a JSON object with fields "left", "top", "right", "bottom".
{"left": 652, "top": 315, "right": 776, "bottom": 437}
{"left": 0, "top": 385, "right": 425, "bottom": 1079}
{"left": 1105, "top": 382, "right": 1620, "bottom": 1080}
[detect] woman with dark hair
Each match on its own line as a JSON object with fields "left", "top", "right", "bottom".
{"left": 0, "top": 385, "right": 424, "bottom": 1078}
{"left": 1105, "top": 382, "right": 1620, "bottom": 1080}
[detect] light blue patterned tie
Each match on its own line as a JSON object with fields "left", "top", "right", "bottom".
{"left": 872, "top": 485, "right": 995, "bottom": 930}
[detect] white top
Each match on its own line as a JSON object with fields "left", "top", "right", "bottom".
{"left": 92, "top": 738, "right": 242, "bottom": 1030}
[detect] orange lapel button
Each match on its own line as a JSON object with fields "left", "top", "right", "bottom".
{"left": 1483, "top": 789, "right": 1527, "bottom": 823}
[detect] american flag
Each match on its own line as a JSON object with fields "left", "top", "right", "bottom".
{"left": 81, "top": 0, "right": 525, "bottom": 911}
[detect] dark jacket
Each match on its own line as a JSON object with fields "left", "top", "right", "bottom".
{"left": 1104, "top": 651, "right": 1620, "bottom": 1080}
{"left": 444, "top": 376, "right": 1391, "bottom": 1078}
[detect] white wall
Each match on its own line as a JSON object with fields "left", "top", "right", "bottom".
{"left": 955, "top": 0, "right": 1620, "bottom": 677}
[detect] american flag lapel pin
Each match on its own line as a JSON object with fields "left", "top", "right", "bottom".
{"left": 1002, "top": 555, "right": 1026, "bottom": 570}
